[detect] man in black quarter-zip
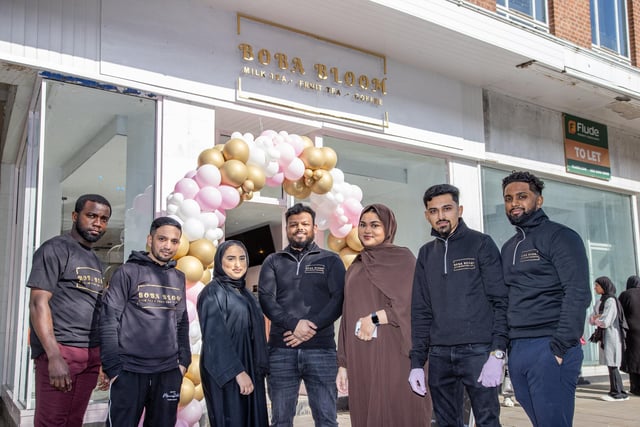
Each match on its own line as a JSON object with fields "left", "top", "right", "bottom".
{"left": 259, "top": 203, "right": 345, "bottom": 427}
{"left": 500, "top": 171, "right": 591, "bottom": 427}
{"left": 409, "top": 184, "right": 508, "bottom": 427}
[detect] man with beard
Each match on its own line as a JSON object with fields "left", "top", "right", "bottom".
{"left": 27, "top": 194, "right": 111, "bottom": 426}
{"left": 500, "top": 171, "right": 590, "bottom": 427}
{"left": 259, "top": 203, "right": 345, "bottom": 427}
{"left": 99, "top": 216, "right": 190, "bottom": 427}
{"left": 409, "top": 184, "right": 508, "bottom": 427}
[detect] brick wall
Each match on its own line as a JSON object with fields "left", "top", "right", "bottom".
{"left": 548, "top": 0, "right": 591, "bottom": 49}
{"left": 628, "top": 0, "right": 640, "bottom": 65}
{"left": 466, "top": 0, "right": 496, "bottom": 12}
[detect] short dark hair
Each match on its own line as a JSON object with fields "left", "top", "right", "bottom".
{"left": 150, "top": 216, "right": 182, "bottom": 235}
{"left": 423, "top": 184, "right": 460, "bottom": 207}
{"left": 285, "top": 203, "right": 316, "bottom": 224}
{"left": 502, "top": 171, "right": 545, "bottom": 196}
{"left": 75, "top": 194, "right": 112, "bottom": 215}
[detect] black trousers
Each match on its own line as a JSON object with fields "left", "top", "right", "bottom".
{"left": 607, "top": 366, "right": 627, "bottom": 398}
{"left": 107, "top": 368, "right": 183, "bottom": 427}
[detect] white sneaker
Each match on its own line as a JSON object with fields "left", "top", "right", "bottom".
{"left": 503, "top": 397, "right": 515, "bottom": 407}
{"left": 600, "top": 395, "right": 629, "bottom": 401}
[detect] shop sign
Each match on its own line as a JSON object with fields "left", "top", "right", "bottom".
{"left": 563, "top": 114, "right": 610, "bottom": 180}
{"left": 236, "top": 14, "right": 388, "bottom": 127}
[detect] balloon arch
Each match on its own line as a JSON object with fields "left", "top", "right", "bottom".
{"left": 164, "top": 130, "right": 366, "bottom": 425}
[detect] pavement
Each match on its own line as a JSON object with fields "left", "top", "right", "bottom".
{"left": 291, "top": 376, "right": 640, "bottom": 426}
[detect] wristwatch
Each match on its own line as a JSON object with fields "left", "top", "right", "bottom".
{"left": 371, "top": 312, "right": 380, "bottom": 326}
{"left": 491, "top": 350, "right": 506, "bottom": 359}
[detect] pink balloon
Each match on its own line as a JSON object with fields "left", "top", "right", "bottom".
{"left": 276, "top": 142, "right": 296, "bottom": 166}
{"left": 174, "top": 178, "right": 199, "bottom": 200}
{"left": 187, "top": 281, "right": 205, "bottom": 303}
{"left": 194, "top": 164, "right": 222, "bottom": 188}
{"left": 175, "top": 419, "right": 189, "bottom": 427}
{"left": 330, "top": 222, "right": 352, "bottom": 239}
{"left": 194, "top": 187, "right": 222, "bottom": 212}
{"left": 289, "top": 134, "right": 305, "bottom": 156}
{"left": 284, "top": 158, "right": 305, "bottom": 180}
{"left": 266, "top": 172, "right": 285, "bottom": 187}
{"left": 218, "top": 185, "right": 241, "bottom": 210}
{"left": 177, "top": 400, "right": 203, "bottom": 425}
{"left": 214, "top": 209, "right": 226, "bottom": 227}
{"left": 184, "top": 170, "right": 197, "bottom": 179}
{"left": 342, "top": 198, "right": 363, "bottom": 225}
{"left": 137, "top": 408, "right": 145, "bottom": 427}
{"left": 186, "top": 299, "right": 197, "bottom": 322}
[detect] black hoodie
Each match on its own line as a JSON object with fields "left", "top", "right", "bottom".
{"left": 100, "top": 251, "right": 191, "bottom": 378}
{"left": 501, "top": 209, "right": 591, "bottom": 357}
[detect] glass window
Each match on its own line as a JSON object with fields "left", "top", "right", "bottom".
{"left": 497, "top": 0, "right": 548, "bottom": 27}
{"left": 16, "top": 80, "right": 156, "bottom": 409}
{"left": 591, "top": 0, "right": 629, "bottom": 57}
{"left": 481, "top": 167, "right": 637, "bottom": 365}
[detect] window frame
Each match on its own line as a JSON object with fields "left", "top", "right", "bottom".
{"left": 591, "top": 0, "right": 630, "bottom": 59}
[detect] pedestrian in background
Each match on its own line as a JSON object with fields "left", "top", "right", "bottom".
{"left": 619, "top": 275, "right": 640, "bottom": 395}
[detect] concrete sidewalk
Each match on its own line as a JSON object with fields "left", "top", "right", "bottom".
{"left": 292, "top": 376, "right": 640, "bottom": 426}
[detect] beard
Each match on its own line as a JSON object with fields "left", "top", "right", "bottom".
{"left": 507, "top": 208, "right": 537, "bottom": 225}
{"left": 289, "top": 233, "right": 314, "bottom": 249}
{"left": 75, "top": 222, "right": 105, "bottom": 243}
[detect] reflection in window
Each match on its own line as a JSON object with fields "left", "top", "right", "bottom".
{"left": 591, "top": 0, "right": 629, "bottom": 57}
{"left": 481, "top": 167, "right": 637, "bottom": 365}
{"left": 497, "top": 0, "right": 547, "bottom": 27}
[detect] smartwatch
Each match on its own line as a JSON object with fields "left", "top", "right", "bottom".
{"left": 371, "top": 312, "right": 380, "bottom": 326}
{"left": 491, "top": 350, "right": 506, "bottom": 359}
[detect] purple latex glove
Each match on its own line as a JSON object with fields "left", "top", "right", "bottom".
{"left": 477, "top": 354, "right": 505, "bottom": 387}
{"left": 408, "top": 368, "right": 427, "bottom": 396}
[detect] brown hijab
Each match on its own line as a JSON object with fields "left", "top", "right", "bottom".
{"left": 354, "top": 203, "right": 416, "bottom": 354}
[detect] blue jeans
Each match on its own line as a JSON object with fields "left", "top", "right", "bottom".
{"left": 267, "top": 347, "right": 338, "bottom": 427}
{"left": 508, "top": 337, "right": 583, "bottom": 427}
{"left": 428, "top": 344, "right": 500, "bottom": 427}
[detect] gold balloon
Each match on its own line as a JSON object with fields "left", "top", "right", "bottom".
{"left": 194, "top": 383, "right": 204, "bottom": 401}
{"left": 185, "top": 354, "right": 201, "bottom": 385}
{"left": 201, "top": 268, "right": 212, "bottom": 285}
{"left": 283, "top": 178, "right": 307, "bottom": 196}
{"left": 300, "top": 147, "right": 325, "bottom": 170}
{"left": 346, "top": 227, "right": 364, "bottom": 252}
{"left": 311, "top": 171, "right": 334, "bottom": 194}
{"left": 176, "top": 255, "right": 205, "bottom": 284}
{"left": 179, "top": 377, "right": 195, "bottom": 407}
{"left": 321, "top": 147, "right": 338, "bottom": 170}
{"left": 213, "top": 144, "right": 225, "bottom": 151}
{"left": 243, "top": 191, "right": 254, "bottom": 201}
{"left": 197, "top": 148, "right": 225, "bottom": 168}
{"left": 300, "top": 135, "right": 315, "bottom": 149}
{"left": 188, "top": 239, "right": 216, "bottom": 267}
{"left": 327, "top": 234, "right": 347, "bottom": 252}
{"left": 296, "top": 186, "right": 312, "bottom": 200}
{"left": 313, "top": 169, "right": 326, "bottom": 180}
{"left": 339, "top": 247, "right": 359, "bottom": 269}
{"left": 220, "top": 159, "right": 248, "bottom": 187}
{"left": 222, "top": 138, "right": 250, "bottom": 163}
{"left": 304, "top": 168, "right": 314, "bottom": 178}
{"left": 173, "top": 234, "right": 190, "bottom": 260}
{"left": 246, "top": 164, "right": 266, "bottom": 191}
{"left": 304, "top": 177, "right": 314, "bottom": 187}
{"left": 242, "top": 179, "right": 255, "bottom": 193}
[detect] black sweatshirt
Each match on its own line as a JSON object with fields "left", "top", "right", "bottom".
{"left": 100, "top": 251, "right": 191, "bottom": 378}
{"left": 410, "top": 219, "right": 508, "bottom": 368}
{"left": 501, "top": 209, "right": 591, "bottom": 357}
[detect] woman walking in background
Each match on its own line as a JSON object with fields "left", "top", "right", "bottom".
{"left": 336, "top": 203, "right": 432, "bottom": 427}
{"left": 589, "top": 276, "right": 629, "bottom": 401}
{"left": 619, "top": 275, "right": 640, "bottom": 396}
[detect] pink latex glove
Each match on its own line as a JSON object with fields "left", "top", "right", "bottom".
{"left": 408, "top": 368, "right": 427, "bottom": 396}
{"left": 477, "top": 354, "right": 505, "bottom": 387}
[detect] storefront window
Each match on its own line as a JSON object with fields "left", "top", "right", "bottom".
{"left": 14, "top": 80, "right": 156, "bottom": 409}
{"left": 481, "top": 167, "right": 637, "bottom": 364}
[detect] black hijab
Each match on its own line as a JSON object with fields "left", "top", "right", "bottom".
{"left": 626, "top": 275, "right": 640, "bottom": 290}
{"left": 213, "top": 240, "right": 249, "bottom": 289}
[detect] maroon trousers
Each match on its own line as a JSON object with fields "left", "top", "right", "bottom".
{"left": 34, "top": 345, "right": 101, "bottom": 427}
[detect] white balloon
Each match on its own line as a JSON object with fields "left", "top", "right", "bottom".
{"left": 265, "top": 161, "right": 280, "bottom": 177}
{"left": 243, "top": 132, "right": 254, "bottom": 143}
{"left": 351, "top": 184, "right": 363, "bottom": 202}
{"left": 183, "top": 217, "right": 205, "bottom": 241}
{"left": 248, "top": 146, "right": 267, "bottom": 167}
{"left": 330, "top": 168, "right": 345, "bottom": 184}
{"left": 167, "top": 214, "right": 184, "bottom": 225}
{"left": 230, "top": 131, "right": 243, "bottom": 139}
{"left": 200, "top": 212, "right": 219, "bottom": 231}
{"left": 168, "top": 192, "right": 185, "bottom": 204}
{"left": 276, "top": 142, "right": 296, "bottom": 165}
{"left": 178, "top": 199, "right": 201, "bottom": 220}
{"left": 166, "top": 204, "right": 178, "bottom": 215}
{"left": 267, "top": 147, "right": 280, "bottom": 160}
{"left": 190, "top": 340, "right": 202, "bottom": 355}
{"left": 189, "top": 321, "right": 201, "bottom": 345}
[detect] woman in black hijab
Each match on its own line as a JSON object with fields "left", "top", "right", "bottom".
{"left": 620, "top": 275, "right": 640, "bottom": 395}
{"left": 589, "top": 276, "right": 628, "bottom": 401}
{"left": 197, "top": 240, "right": 269, "bottom": 426}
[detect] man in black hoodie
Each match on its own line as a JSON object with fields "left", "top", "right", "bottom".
{"left": 409, "top": 184, "right": 508, "bottom": 427}
{"left": 100, "top": 216, "right": 191, "bottom": 427}
{"left": 501, "top": 171, "right": 591, "bottom": 427}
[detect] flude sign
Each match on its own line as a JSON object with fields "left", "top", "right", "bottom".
{"left": 563, "top": 113, "right": 610, "bottom": 180}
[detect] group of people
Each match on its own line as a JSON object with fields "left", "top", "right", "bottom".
{"left": 26, "top": 169, "right": 640, "bottom": 427}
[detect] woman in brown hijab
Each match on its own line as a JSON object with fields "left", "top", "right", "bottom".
{"left": 336, "top": 204, "right": 432, "bottom": 427}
